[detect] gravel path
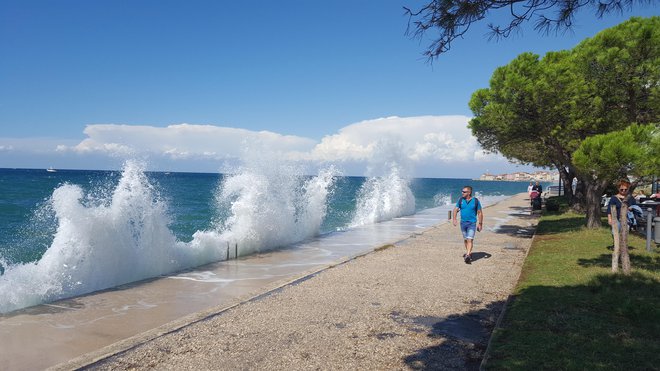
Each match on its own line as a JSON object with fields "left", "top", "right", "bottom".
{"left": 79, "top": 193, "right": 537, "bottom": 370}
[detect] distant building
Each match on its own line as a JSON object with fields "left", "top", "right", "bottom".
{"left": 513, "top": 172, "right": 531, "bottom": 181}
{"left": 479, "top": 170, "right": 559, "bottom": 182}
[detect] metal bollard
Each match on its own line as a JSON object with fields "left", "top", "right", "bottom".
{"left": 448, "top": 210, "right": 452, "bottom": 220}
{"left": 647, "top": 208, "right": 654, "bottom": 252}
{"left": 654, "top": 216, "right": 660, "bottom": 245}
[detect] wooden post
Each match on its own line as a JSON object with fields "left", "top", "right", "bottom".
{"left": 611, "top": 207, "right": 620, "bottom": 273}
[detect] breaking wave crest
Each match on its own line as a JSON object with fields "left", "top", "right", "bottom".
{"left": 350, "top": 163, "right": 415, "bottom": 226}
{"left": 0, "top": 160, "right": 338, "bottom": 313}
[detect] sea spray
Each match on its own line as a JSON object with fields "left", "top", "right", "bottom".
{"left": 3, "top": 198, "right": 58, "bottom": 265}
{"left": 350, "top": 164, "right": 415, "bottom": 226}
{"left": 0, "top": 158, "right": 341, "bottom": 313}
{"left": 0, "top": 161, "right": 192, "bottom": 313}
{"left": 433, "top": 192, "right": 452, "bottom": 207}
{"left": 350, "top": 138, "right": 415, "bottom": 226}
{"left": 191, "top": 159, "right": 338, "bottom": 257}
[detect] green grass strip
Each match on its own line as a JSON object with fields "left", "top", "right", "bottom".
{"left": 485, "top": 207, "right": 660, "bottom": 370}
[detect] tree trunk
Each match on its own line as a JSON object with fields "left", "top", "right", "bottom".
{"left": 584, "top": 179, "right": 606, "bottom": 229}
{"left": 619, "top": 202, "right": 631, "bottom": 274}
{"left": 611, "top": 201, "right": 632, "bottom": 274}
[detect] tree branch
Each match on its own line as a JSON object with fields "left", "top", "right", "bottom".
{"left": 404, "top": 0, "right": 652, "bottom": 59}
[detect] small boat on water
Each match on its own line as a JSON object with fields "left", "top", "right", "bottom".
{"left": 46, "top": 167, "right": 57, "bottom": 173}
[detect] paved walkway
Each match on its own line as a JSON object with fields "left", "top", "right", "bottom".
{"left": 59, "top": 193, "right": 538, "bottom": 370}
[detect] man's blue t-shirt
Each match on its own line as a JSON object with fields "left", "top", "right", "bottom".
{"left": 456, "top": 197, "right": 481, "bottom": 223}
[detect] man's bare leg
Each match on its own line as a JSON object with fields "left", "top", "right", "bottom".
{"left": 464, "top": 239, "right": 473, "bottom": 263}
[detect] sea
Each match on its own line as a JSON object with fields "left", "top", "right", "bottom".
{"left": 0, "top": 160, "right": 541, "bottom": 314}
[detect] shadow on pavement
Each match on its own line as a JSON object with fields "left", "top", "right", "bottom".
{"left": 492, "top": 224, "right": 536, "bottom": 238}
{"left": 395, "top": 301, "right": 507, "bottom": 370}
{"left": 469, "top": 252, "right": 492, "bottom": 262}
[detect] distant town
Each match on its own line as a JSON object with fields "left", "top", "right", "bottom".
{"left": 478, "top": 170, "right": 560, "bottom": 182}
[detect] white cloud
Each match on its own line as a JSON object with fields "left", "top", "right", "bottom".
{"left": 309, "top": 115, "right": 504, "bottom": 164}
{"left": 0, "top": 138, "right": 78, "bottom": 153}
{"left": 57, "top": 124, "right": 318, "bottom": 160}
{"left": 1, "top": 116, "right": 530, "bottom": 177}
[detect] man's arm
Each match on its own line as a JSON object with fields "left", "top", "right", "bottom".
{"left": 452, "top": 207, "right": 459, "bottom": 226}
{"left": 477, "top": 209, "right": 483, "bottom": 231}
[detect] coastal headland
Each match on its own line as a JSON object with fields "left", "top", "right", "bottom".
{"left": 54, "top": 193, "right": 538, "bottom": 370}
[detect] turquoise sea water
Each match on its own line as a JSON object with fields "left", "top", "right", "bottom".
{"left": 0, "top": 162, "right": 546, "bottom": 313}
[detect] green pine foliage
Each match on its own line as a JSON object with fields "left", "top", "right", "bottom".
{"left": 468, "top": 16, "right": 660, "bottom": 228}
{"left": 573, "top": 124, "right": 659, "bottom": 182}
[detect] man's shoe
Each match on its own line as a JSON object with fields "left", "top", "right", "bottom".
{"left": 464, "top": 254, "right": 471, "bottom": 264}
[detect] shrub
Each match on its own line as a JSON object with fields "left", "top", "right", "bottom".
{"left": 545, "top": 196, "right": 565, "bottom": 212}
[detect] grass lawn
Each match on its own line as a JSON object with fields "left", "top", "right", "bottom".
{"left": 484, "top": 203, "right": 660, "bottom": 370}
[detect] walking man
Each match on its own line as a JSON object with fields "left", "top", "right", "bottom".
{"left": 452, "top": 186, "right": 483, "bottom": 264}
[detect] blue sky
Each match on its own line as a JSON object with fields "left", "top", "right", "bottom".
{"left": 1, "top": 1, "right": 657, "bottom": 177}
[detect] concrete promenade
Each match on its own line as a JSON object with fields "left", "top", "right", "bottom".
{"left": 55, "top": 193, "right": 538, "bottom": 370}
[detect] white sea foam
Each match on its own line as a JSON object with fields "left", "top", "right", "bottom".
{"left": 0, "top": 161, "right": 189, "bottom": 313}
{"left": 190, "top": 157, "right": 337, "bottom": 257}
{"left": 0, "top": 159, "right": 338, "bottom": 313}
{"left": 350, "top": 163, "right": 415, "bottom": 227}
{"left": 433, "top": 192, "right": 452, "bottom": 206}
